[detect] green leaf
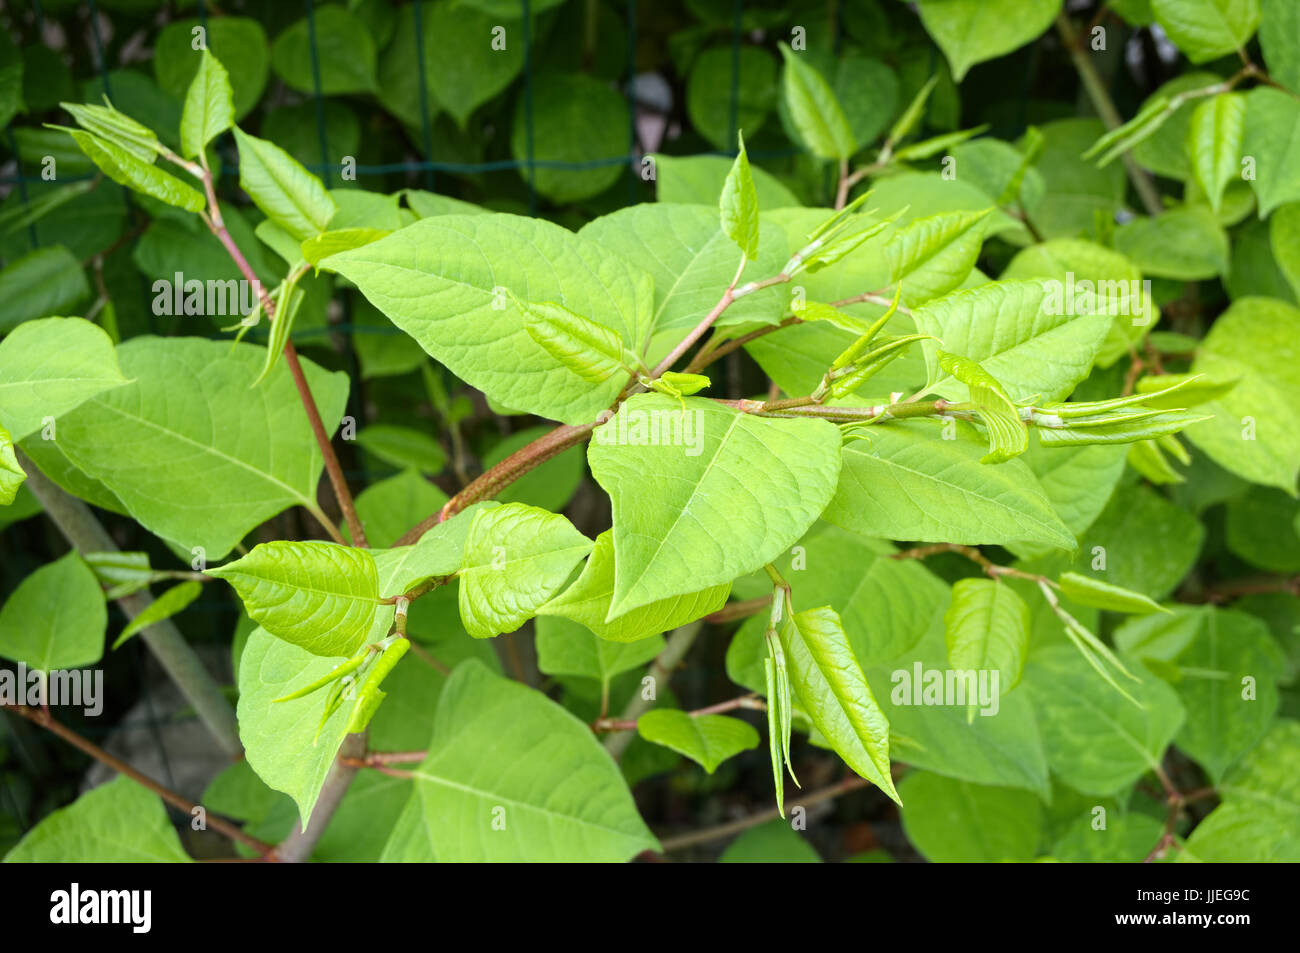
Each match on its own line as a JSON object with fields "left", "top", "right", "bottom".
{"left": 720, "top": 132, "right": 760, "bottom": 261}
{"left": 0, "top": 317, "right": 129, "bottom": 442}
{"left": 322, "top": 213, "right": 653, "bottom": 427}
{"left": 355, "top": 424, "right": 447, "bottom": 475}
{"left": 51, "top": 338, "right": 349, "bottom": 557}
{"left": 3, "top": 776, "right": 190, "bottom": 863}
{"left": 1008, "top": 441, "right": 1128, "bottom": 559}
{"left": 0, "top": 551, "right": 105, "bottom": 671}
{"left": 1187, "top": 296, "right": 1300, "bottom": 491}
{"left": 0, "top": 248, "right": 90, "bottom": 333}
{"left": 1071, "top": 484, "right": 1204, "bottom": 600}
{"left": 1024, "top": 644, "right": 1185, "bottom": 796}
{"left": 539, "top": 531, "right": 729, "bottom": 643}
{"left": 300, "top": 227, "right": 389, "bottom": 266}
{"left": 111, "top": 581, "right": 202, "bottom": 651}
{"left": 912, "top": 280, "right": 1111, "bottom": 403}
{"left": 1260, "top": 0, "right": 1300, "bottom": 92}
{"left": 1186, "top": 92, "right": 1245, "bottom": 214}
{"left": 155, "top": 18, "right": 268, "bottom": 121}
{"left": 868, "top": 614, "right": 1051, "bottom": 796}
{"left": 458, "top": 503, "right": 593, "bottom": 638}
{"left": 637, "top": 709, "right": 760, "bottom": 774}
{"left": 511, "top": 72, "right": 628, "bottom": 203}
{"left": 1115, "top": 206, "right": 1230, "bottom": 280}
{"left": 1161, "top": 608, "right": 1284, "bottom": 782}
{"left": 232, "top": 127, "right": 335, "bottom": 242}
{"left": 579, "top": 203, "right": 790, "bottom": 333}
{"left": 915, "top": 0, "right": 1063, "bottom": 81}
{"left": 425, "top": 1, "right": 524, "bottom": 129}
{"left": 778, "top": 43, "right": 855, "bottom": 160}
{"left": 899, "top": 771, "right": 1042, "bottom": 862}
{"left": 1051, "top": 809, "right": 1165, "bottom": 862}
{"left": 371, "top": 502, "right": 496, "bottom": 598}
{"left": 686, "top": 46, "right": 778, "bottom": 151}
{"left": 588, "top": 394, "right": 842, "bottom": 617}
{"left": 884, "top": 208, "right": 992, "bottom": 306}
{"left": 936, "top": 350, "right": 1028, "bottom": 463}
{"left": 1237, "top": 86, "right": 1300, "bottom": 214}
{"left": 66, "top": 130, "right": 205, "bottom": 212}
{"left": 824, "top": 420, "right": 1074, "bottom": 550}
{"left": 517, "top": 295, "right": 633, "bottom": 385}
{"left": 719, "top": 819, "right": 821, "bottom": 862}
{"left": 59, "top": 101, "right": 160, "bottom": 162}
{"left": 1151, "top": 0, "right": 1260, "bottom": 63}
{"left": 652, "top": 154, "right": 801, "bottom": 209}
{"left": 392, "top": 659, "right": 658, "bottom": 861}
{"left": 1226, "top": 486, "right": 1300, "bottom": 571}
{"left": 1001, "top": 238, "right": 1158, "bottom": 367}
{"left": 235, "top": 628, "right": 358, "bottom": 825}
{"left": 1058, "top": 572, "right": 1169, "bottom": 614}
{"left": 944, "top": 578, "right": 1030, "bottom": 697}
{"left": 271, "top": 6, "right": 377, "bottom": 96}
{"left": 778, "top": 605, "right": 901, "bottom": 804}
{"left": 180, "top": 49, "right": 233, "bottom": 160}
{"left": 535, "top": 615, "right": 664, "bottom": 687}
{"left": 0, "top": 424, "right": 21, "bottom": 505}
{"left": 209, "top": 541, "right": 387, "bottom": 658}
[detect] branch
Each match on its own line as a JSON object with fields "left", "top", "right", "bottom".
{"left": 274, "top": 730, "right": 367, "bottom": 862}
{"left": 3, "top": 703, "right": 273, "bottom": 858}
{"left": 602, "top": 622, "right": 702, "bottom": 760}
{"left": 17, "top": 450, "right": 242, "bottom": 757}
{"left": 194, "top": 166, "right": 366, "bottom": 547}
{"left": 704, "top": 595, "right": 773, "bottom": 624}
{"left": 593, "top": 694, "right": 765, "bottom": 732}
{"left": 1055, "top": 11, "right": 1164, "bottom": 216}
{"left": 656, "top": 775, "right": 870, "bottom": 853}
{"left": 393, "top": 421, "right": 596, "bottom": 546}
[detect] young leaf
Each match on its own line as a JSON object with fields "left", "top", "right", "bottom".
{"left": 66, "top": 130, "right": 205, "bottom": 212}
{"left": 588, "top": 394, "right": 842, "bottom": 617}
{"left": 516, "top": 293, "right": 633, "bottom": 385}
{"left": 888, "top": 75, "right": 938, "bottom": 146}
{"left": 720, "top": 131, "right": 760, "bottom": 261}
{"left": 232, "top": 126, "right": 335, "bottom": 242}
{"left": 180, "top": 48, "right": 234, "bottom": 160}
{"left": 458, "top": 502, "right": 593, "bottom": 638}
{"left": 637, "top": 710, "right": 760, "bottom": 774}
{"left": 912, "top": 279, "right": 1111, "bottom": 402}
{"left": 778, "top": 43, "right": 856, "bottom": 160}
{"left": 0, "top": 551, "right": 105, "bottom": 672}
{"left": 1151, "top": 0, "right": 1262, "bottom": 64}
{"left": 936, "top": 350, "right": 1028, "bottom": 463}
{"left": 254, "top": 270, "right": 305, "bottom": 387}
{"left": 538, "top": 531, "right": 729, "bottom": 642}
{"left": 1187, "top": 92, "right": 1245, "bottom": 214}
{"left": 777, "top": 605, "right": 901, "bottom": 805}
{"left": 1057, "top": 572, "right": 1170, "bottom": 615}
{"left": 535, "top": 616, "right": 664, "bottom": 689}
{"left": 915, "top": 0, "right": 1063, "bottom": 81}
{"left": 944, "top": 578, "right": 1030, "bottom": 696}
{"left": 883, "top": 208, "right": 992, "bottom": 306}
{"left": 208, "top": 541, "right": 386, "bottom": 658}
{"left": 58, "top": 101, "right": 160, "bottom": 162}
{"left": 111, "top": 580, "right": 203, "bottom": 651}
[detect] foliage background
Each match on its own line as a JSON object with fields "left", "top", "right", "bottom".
{"left": 1, "top": 0, "right": 1298, "bottom": 862}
